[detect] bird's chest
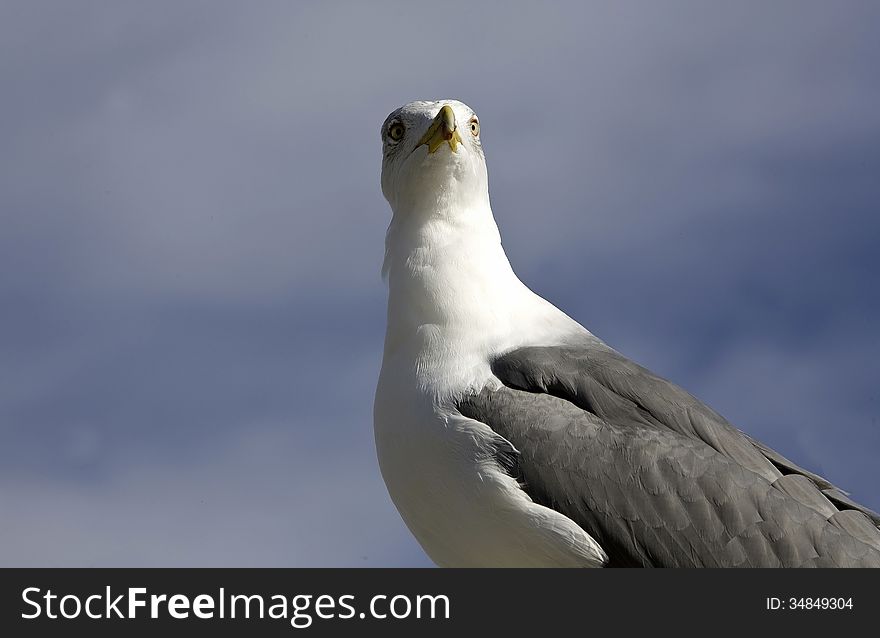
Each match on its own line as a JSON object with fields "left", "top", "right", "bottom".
{"left": 373, "top": 353, "right": 499, "bottom": 555}
{"left": 374, "top": 350, "right": 484, "bottom": 486}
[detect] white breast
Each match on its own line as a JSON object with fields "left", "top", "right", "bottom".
{"left": 374, "top": 358, "right": 605, "bottom": 567}
{"left": 374, "top": 208, "right": 606, "bottom": 567}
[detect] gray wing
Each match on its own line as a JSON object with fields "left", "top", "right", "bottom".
{"left": 457, "top": 341, "right": 880, "bottom": 567}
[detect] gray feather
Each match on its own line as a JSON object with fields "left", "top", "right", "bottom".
{"left": 744, "top": 433, "right": 880, "bottom": 525}
{"left": 457, "top": 341, "right": 880, "bottom": 567}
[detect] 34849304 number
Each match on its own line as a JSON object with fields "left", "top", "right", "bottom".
{"left": 766, "top": 597, "right": 853, "bottom": 610}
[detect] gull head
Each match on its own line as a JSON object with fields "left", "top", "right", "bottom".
{"left": 380, "top": 99, "right": 488, "bottom": 216}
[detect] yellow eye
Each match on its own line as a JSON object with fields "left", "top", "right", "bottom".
{"left": 388, "top": 122, "right": 405, "bottom": 141}
{"left": 469, "top": 118, "right": 480, "bottom": 137}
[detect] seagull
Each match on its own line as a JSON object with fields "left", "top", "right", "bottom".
{"left": 374, "top": 99, "right": 880, "bottom": 567}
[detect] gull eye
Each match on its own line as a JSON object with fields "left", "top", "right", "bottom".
{"left": 388, "top": 122, "right": 405, "bottom": 142}
{"left": 469, "top": 118, "right": 480, "bottom": 137}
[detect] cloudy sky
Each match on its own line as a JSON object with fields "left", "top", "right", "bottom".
{"left": 2, "top": 1, "right": 878, "bottom": 566}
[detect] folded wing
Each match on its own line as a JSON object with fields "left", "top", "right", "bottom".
{"left": 457, "top": 341, "right": 880, "bottom": 567}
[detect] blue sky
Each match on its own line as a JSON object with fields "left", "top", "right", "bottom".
{"left": 1, "top": 1, "right": 878, "bottom": 566}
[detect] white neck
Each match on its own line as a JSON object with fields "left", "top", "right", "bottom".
{"left": 384, "top": 199, "right": 517, "bottom": 331}
{"left": 381, "top": 198, "right": 585, "bottom": 393}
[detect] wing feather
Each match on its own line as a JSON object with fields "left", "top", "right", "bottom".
{"left": 456, "top": 341, "right": 880, "bottom": 567}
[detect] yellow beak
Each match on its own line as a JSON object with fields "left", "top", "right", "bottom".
{"left": 416, "top": 104, "right": 462, "bottom": 154}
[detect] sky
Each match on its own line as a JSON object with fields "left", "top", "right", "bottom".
{"left": 1, "top": 1, "right": 878, "bottom": 566}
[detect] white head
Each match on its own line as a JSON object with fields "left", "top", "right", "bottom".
{"left": 380, "top": 100, "right": 488, "bottom": 217}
